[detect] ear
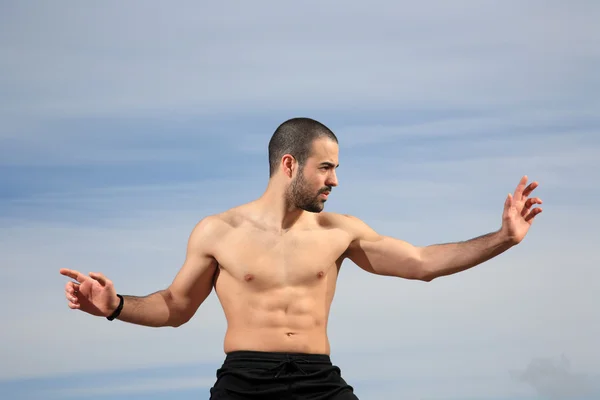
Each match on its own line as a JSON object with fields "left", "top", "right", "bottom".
{"left": 281, "top": 155, "right": 296, "bottom": 178}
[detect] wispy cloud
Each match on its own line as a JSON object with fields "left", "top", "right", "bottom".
{"left": 511, "top": 355, "right": 600, "bottom": 399}
{"left": 55, "top": 376, "right": 216, "bottom": 397}
{"left": 337, "top": 107, "right": 600, "bottom": 147}
{"left": 2, "top": 1, "right": 597, "bottom": 119}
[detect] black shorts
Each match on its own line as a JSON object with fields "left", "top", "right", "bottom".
{"left": 209, "top": 350, "right": 359, "bottom": 400}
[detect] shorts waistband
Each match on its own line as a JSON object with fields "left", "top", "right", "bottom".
{"left": 224, "top": 350, "right": 332, "bottom": 365}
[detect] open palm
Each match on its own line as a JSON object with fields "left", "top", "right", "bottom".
{"left": 502, "top": 176, "right": 543, "bottom": 244}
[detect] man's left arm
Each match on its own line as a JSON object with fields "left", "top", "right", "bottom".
{"left": 417, "top": 230, "right": 514, "bottom": 281}
{"left": 344, "top": 176, "right": 543, "bottom": 281}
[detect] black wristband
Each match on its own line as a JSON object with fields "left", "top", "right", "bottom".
{"left": 107, "top": 294, "right": 124, "bottom": 321}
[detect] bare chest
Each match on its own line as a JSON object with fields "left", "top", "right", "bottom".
{"left": 215, "top": 228, "right": 350, "bottom": 288}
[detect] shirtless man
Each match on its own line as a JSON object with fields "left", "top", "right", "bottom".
{"left": 59, "top": 117, "right": 543, "bottom": 399}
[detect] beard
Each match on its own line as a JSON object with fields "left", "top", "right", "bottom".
{"left": 287, "top": 171, "right": 331, "bottom": 213}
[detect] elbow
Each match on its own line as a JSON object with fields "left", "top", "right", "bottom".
{"left": 417, "top": 262, "right": 437, "bottom": 282}
{"left": 167, "top": 308, "right": 193, "bottom": 328}
{"left": 163, "top": 290, "right": 192, "bottom": 328}
{"left": 416, "top": 247, "right": 442, "bottom": 282}
{"left": 419, "top": 272, "right": 435, "bottom": 282}
{"left": 169, "top": 317, "right": 188, "bottom": 328}
{"left": 408, "top": 248, "right": 435, "bottom": 282}
{"left": 168, "top": 305, "right": 196, "bottom": 328}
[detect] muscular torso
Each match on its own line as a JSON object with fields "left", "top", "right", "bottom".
{"left": 210, "top": 208, "right": 353, "bottom": 355}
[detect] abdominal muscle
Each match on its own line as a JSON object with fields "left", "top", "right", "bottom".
{"left": 216, "top": 279, "right": 334, "bottom": 355}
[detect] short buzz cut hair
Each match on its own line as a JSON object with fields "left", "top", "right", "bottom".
{"left": 268, "top": 117, "right": 338, "bottom": 177}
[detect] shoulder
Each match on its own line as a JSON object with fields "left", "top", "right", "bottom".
{"left": 318, "top": 212, "right": 379, "bottom": 241}
{"left": 188, "top": 207, "right": 246, "bottom": 244}
{"left": 319, "top": 212, "right": 359, "bottom": 227}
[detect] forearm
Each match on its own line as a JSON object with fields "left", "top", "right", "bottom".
{"left": 114, "top": 289, "right": 182, "bottom": 327}
{"left": 420, "top": 229, "right": 515, "bottom": 280}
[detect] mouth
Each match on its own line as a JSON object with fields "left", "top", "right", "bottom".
{"left": 320, "top": 192, "right": 330, "bottom": 199}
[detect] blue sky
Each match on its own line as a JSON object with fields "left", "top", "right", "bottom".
{"left": 1, "top": 1, "right": 599, "bottom": 399}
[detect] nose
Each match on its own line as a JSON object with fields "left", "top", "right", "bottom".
{"left": 327, "top": 171, "right": 338, "bottom": 187}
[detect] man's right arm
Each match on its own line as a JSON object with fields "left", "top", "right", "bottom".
{"left": 109, "top": 216, "right": 220, "bottom": 328}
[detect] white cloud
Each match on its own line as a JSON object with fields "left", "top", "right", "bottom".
{"left": 50, "top": 375, "right": 215, "bottom": 398}
{"left": 510, "top": 355, "right": 600, "bottom": 399}
{"left": 335, "top": 107, "right": 599, "bottom": 147}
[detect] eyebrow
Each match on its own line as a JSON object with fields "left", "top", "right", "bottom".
{"left": 319, "top": 162, "right": 339, "bottom": 168}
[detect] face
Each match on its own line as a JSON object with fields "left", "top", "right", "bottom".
{"left": 287, "top": 138, "right": 339, "bottom": 213}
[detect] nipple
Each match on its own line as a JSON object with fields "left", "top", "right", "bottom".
{"left": 244, "top": 273, "right": 254, "bottom": 282}
{"left": 317, "top": 271, "right": 325, "bottom": 279}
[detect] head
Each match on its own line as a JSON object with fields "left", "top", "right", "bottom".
{"left": 268, "top": 117, "right": 339, "bottom": 213}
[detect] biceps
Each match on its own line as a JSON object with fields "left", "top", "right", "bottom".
{"left": 168, "top": 253, "right": 217, "bottom": 315}
{"left": 347, "top": 236, "right": 425, "bottom": 279}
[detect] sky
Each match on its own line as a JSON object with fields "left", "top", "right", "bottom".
{"left": 1, "top": 1, "right": 599, "bottom": 399}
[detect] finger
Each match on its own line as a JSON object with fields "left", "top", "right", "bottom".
{"left": 65, "top": 289, "right": 79, "bottom": 302}
{"left": 513, "top": 176, "right": 528, "bottom": 200}
{"left": 522, "top": 181, "right": 539, "bottom": 198}
{"left": 65, "top": 281, "right": 80, "bottom": 290}
{"left": 504, "top": 193, "right": 513, "bottom": 212}
{"left": 68, "top": 300, "right": 80, "bottom": 310}
{"left": 89, "top": 272, "right": 108, "bottom": 286}
{"left": 525, "top": 207, "right": 543, "bottom": 222}
{"left": 60, "top": 268, "right": 88, "bottom": 283}
{"left": 65, "top": 281, "right": 80, "bottom": 295}
{"left": 521, "top": 197, "right": 543, "bottom": 216}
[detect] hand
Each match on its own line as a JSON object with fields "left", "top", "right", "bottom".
{"left": 501, "top": 176, "right": 543, "bottom": 245}
{"left": 60, "top": 268, "right": 120, "bottom": 317}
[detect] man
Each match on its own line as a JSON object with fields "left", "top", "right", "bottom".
{"left": 60, "top": 117, "right": 543, "bottom": 399}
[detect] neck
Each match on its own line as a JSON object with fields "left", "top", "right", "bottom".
{"left": 255, "top": 179, "right": 305, "bottom": 231}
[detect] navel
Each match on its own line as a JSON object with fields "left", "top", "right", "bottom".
{"left": 244, "top": 273, "right": 254, "bottom": 282}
